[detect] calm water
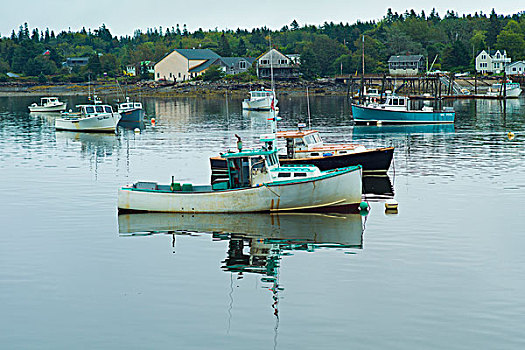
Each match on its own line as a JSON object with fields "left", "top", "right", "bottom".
{"left": 1, "top": 94, "right": 525, "bottom": 349}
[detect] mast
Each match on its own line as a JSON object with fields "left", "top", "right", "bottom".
{"left": 269, "top": 36, "right": 277, "bottom": 135}
{"left": 360, "top": 35, "right": 365, "bottom": 104}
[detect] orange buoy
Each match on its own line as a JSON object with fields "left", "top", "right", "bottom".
{"left": 151, "top": 118, "right": 156, "bottom": 127}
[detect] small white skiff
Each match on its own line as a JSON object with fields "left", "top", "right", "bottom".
{"left": 28, "top": 97, "right": 67, "bottom": 112}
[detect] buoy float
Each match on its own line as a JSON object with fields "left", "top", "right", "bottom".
{"left": 359, "top": 201, "right": 369, "bottom": 215}
{"left": 508, "top": 132, "right": 515, "bottom": 140}
{"left": 151, "top": 118, "right": 156, "bottom": 127}
{"left": 377, "top": 120, "right": 383, "bottom": 126}
{"left": 134, "top": 128, "right": 140, "bottom": 134}
{"left": 385, "top": 199, "right": 399, "bottom": 211}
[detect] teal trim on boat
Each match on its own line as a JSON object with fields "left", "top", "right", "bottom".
{"left": 267, "top": 165, "right": 361, "bottom": 186}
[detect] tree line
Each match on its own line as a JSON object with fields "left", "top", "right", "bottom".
{"left": 1, "top": 8, "right": 524, "bottom": 82}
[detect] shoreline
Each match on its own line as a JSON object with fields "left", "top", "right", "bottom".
{"left": 0, "top": 80, "right": 348, "bottom": 98}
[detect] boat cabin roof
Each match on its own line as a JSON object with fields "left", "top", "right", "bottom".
{"left": 276, "top": 130, "right": 319, "bottom": 139}
{"left": 250, "top": 90, "right": 274, "bottom": 97}
{"left": 41, "top": 97, "right": 59, "bottom": 102}
{"left": 75, "top": 104, "right": 114, "bottom": 114}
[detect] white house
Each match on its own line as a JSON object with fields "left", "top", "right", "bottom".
{"left": 475, "top": 50, "right": 511, "bottom": 74}
{"left": 154, "top": 49, "right": 220, "bottom": 82}
{"left": 505, "top": 61, "right": 525, "bottom": 75}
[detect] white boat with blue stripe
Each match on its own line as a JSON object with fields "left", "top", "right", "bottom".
{"left": 118, "top": 134, "right": 362, "bottom": 213}
{"left": 352, "top": 95, "right": 455, "bottom": 124}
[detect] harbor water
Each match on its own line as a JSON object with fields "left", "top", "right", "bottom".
{"left": 1, "top": 94, "right": 525, "bottom": 349}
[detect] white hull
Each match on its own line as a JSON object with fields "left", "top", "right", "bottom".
{"left": 28, "top": 103, "right": 67, "bottom": 112}
{"left": 242, "top": 97, "right": 278, "bottom": 110}
{"left": 55, "top": 113, "right": 121, "bottom": 132}
{"left": 118, "top": 167, "right": 362, "bottom": 213}
{"left": 487, "top": 86, "right": 522, "bottom": 98}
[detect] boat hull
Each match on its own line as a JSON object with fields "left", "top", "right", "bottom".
{"left": 55, "top": 113, "right": 121, "bottom": 132}
{"left": 118, "top": 108, "right": 145, "bottom": 124}
{"left": 487, "top": 87, "right": 522, "bottom": 98}
{"left": 118, "top": 167, "right": 362, "bottom": 213}
{"left": 28, "top": 103, "right": 67, "bottom": 112}
{"left": 352, "top": 104, "right": 455, "bottom": 124}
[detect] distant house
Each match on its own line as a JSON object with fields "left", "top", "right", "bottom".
{"left": 504, "top": 61, "right": 525, "bottom": 75}
{"left": 62, "top": 57, "right": 89, "bottom": 68}
{"left": 475, "top": 50, "right": 511, "bottom": 74}
{"left": 388, "top": 55, "right": 425, "bottom": 75}
{"left": 126, "top": 61, "right": 155, "bottom": 76}
{"left": 214, "top": 57, "right": 256, "bottom": 75}
{"left": 154, "top": 49, "right": 220, "bottom": 82}
{"left": 256, "top": 49, "right": 299, "bottom": 79}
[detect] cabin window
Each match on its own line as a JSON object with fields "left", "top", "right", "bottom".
{"left": 399, "top": 99, "right": 405, "bottom": 105}
{"left": 104, "top": 106, "right": 112, "bottom": 113}
{"left": 295, "top": 138, "right": 305, "bottom": 147}
{"left": 85, "top": 106, "right": 95, "bottom": 114}
{"left": 310, "top": 153, "right": 320, "bottom": 156}
{"left": 294, "top": 173, "right": 307, "bottom": 177}
{"left": 304, "top": 135, "right": 315, "bottom": 145}
{"left": 339, "top": 151, "right": 347, "bottom": 154}
{"left": 266, "top": 153, "right": 278, "bottom": 166}
{"left": 392, "top": 99, "right": 398, "bottom": 106}
{"left": 95, "top": 106, "right": 104, "bottom": 113}
{"left": 313, "top": 134, "right": 321, "bottom": 143}
{"left": 278, "top": 173, "right": 291, "bottom": 178}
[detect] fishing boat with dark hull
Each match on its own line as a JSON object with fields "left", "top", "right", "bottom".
{"left": 210, "top": 127, "right": 393, "bottom": 183}
{"left": 117, "top": 97, "right": 145, "bottom": 124}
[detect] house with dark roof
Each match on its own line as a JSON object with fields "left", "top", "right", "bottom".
{"left": 256, "top": 49, "right": 299, "bottom": 79}
{"left": 215, "top": 57, "right": 256, "bottom": 75}
{"left": 475, "top": 50, "right": 511, "bottom": 74}
{"left": 154, "top": 49, "right": 221, "bottom": 82}
{"left": 388, "top": 55, "right": 425, "bottom": 75}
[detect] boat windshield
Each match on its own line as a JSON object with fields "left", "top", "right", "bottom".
{"left": 95, "top": 106, "right": 104, "bottom": 113}
{"left": 84, "top": 106, "right": 95, "bottom": 114}
{"left": 104, "top": 106, "right": 113, "bottom": 113}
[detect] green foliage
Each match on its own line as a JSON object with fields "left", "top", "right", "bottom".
{"left": 37, "top": 72, "right": 47, "bottom": 83}
{"left": 0, "top": 73, "right": 8, "bottom": 82}
{"left": 202, "top": 65, "right": 224, "bottom": 81}
{"left": 1, "top": 10, "right": 523, "bottom": 80}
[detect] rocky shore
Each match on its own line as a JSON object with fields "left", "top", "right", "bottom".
{"left": 0, "top": 79, "right": 348, "bottom": 97}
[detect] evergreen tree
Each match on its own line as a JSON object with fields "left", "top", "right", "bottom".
{"left": 236, "top": 38, "right": 247, "bottom": 56}
{"left": 218, "top": 33, "right": 232, "bottom": 56}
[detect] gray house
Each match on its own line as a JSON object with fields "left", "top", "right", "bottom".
{"left": 214, "top": 57, "right": 256, "bottom": 75}
{"left": 505, "top": 61, "right": 525, "bottom": 75}
{"left": 62, "top": 57, "right": 89, "bottom": 68}
{"left": 388, "top": 55, "right": 425, "bottom": 75}
{"left": 256, "top": 49, "right": 299, "bottom": 79}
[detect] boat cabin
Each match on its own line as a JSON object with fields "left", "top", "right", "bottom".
{"left": 216, "top": 134, "right": 322, "bottom": 190}
{"left": 248, "top": 90, "right": 275, "bottom": 100}
{"left": 75, "top": 104, "right": 114, "bottom": 115}
{"left": 41, "top": 97, "right": 60, "bottom": 105}
{"left": 277, "top": 128, "right": 365, "bottom": 159}
{"left": 119, "top": 102, "right": 142, "bottom": 110}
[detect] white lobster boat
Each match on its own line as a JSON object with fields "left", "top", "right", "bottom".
{"left": 486, "top": 82, "right": 522, "bottom": 98}
{"left": 28, "top": 97, "right": 67, "bottom": 112}
{"left": 118, "top": 135, "right": 362, "bottom": 213}
{"left": 55, "top": 102, "right": 121, "bottom": 132}
{"left": 242, "top": 90, "right": 278, "bottom": 111}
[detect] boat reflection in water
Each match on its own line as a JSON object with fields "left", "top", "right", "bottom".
{"left": 362, "top": 175, "right": 394, "bottom": 200}
{"left": 55, "top": 130, "right": 118, "bottom": 158}
{"left": 353, "top": 123, "right": 455, "bottom": 136}
{"left": 117, "top": 119, "right": 146, "bottom": 131}
{"left": 119, "top": 210, "right": 364, "bottom": 343}
{"left": 242, "top": 109, "right": 274, "bottom": 129}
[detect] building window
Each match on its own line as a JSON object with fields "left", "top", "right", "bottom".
{"left": 239, "top": 61, "right": 246, "bottom": 69}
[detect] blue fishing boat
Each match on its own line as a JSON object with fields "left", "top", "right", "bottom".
{"left": 352, "top": 95, "right": 455, "bottom": 124}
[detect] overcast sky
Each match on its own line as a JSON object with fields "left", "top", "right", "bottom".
{"left": 2, "top": 1, "right": 523, "bottom": 38}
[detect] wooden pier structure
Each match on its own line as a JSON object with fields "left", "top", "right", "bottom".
{"left": 335, "top": 73, "right": 518, "bottom": 100}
